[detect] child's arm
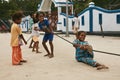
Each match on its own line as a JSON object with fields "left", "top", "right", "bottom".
{"left": 46, "top": 20, "right": 53, "bottom": 33}
{"left": 73, "top": 39, "right": 81, "bottom": 48}
{"left": 73, "top": 44, "right": 87, "bottom": 50}
{"left": 19, "top": 34, "right": 27, "bottom": 45}
{"left": 34, "top": 27, "right": 39, "bottom": 31}
{"left": 49, "top": 25, "right": 53, "bottom": 34}
{"left": 73, "top": 44, "right": 81, "bottom": 48}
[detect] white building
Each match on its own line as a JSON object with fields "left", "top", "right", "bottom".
{"left": 59, "top": 2, "right": 120, "bottom": 33}
{"left": 20, "top": 1, "right": 120, "bottom": 33}
{"left": 20, "top": 0, "right": 73, "bottom": 32}
{"left": 78, "top": 2, "right": 120, "bottom": 33}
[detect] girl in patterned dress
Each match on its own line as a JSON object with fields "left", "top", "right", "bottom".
{"left": 73, "top": 31, "right": 109, "bottom": 70}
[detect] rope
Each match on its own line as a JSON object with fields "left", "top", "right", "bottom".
{"left": 55, "top": 33, "right": 120, "bottom": 57}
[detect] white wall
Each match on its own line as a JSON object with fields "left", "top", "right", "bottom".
{"left": 93, "top": 10, "right": 120, "bottom": 31}
{"left": 78, "top": 10, "right": 90, "bottom": 32}
{"left": 20, "top": 16, "right": 30, "bottom": 32}
{"left": 59, "top": 14, "right": 73, "bottom": 32}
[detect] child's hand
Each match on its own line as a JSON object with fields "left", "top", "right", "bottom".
{"left": 72, "top": 27, "right": 74, "bottom": 30}
{"left": 80, "top": 45, "right": 85, "bottom": 50}
{"left": 51, "top": 31, "right": 54, "bottom": 34}
{"left": 84, "top": 45, "right": 89, "bottom": 50}
{"left": 73, "top": 44, "right": 81, "bottom": 48}
{"left": 80, "top": 45, "right": 88, "bottom": 50}
{"left": 24, "top": 41, "right": 27, "bottom": 45}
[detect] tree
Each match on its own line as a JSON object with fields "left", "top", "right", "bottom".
{"left": 92, "top": 0, "right": 120, "bottom": 10}
{"left": 0, "top": 0, "right": 120, "bottom": 19}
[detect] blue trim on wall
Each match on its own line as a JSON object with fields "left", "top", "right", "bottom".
{"left": 78, "top": 7, "right": 90, "bottom": 16}
{"left": 89, "top": 8, "right": 93, "bottom": 32}
{"left": 93, "top": 6, "right": 120, "bottom": 13}
{"left": 60, "top": 13, "right": 74, "bottom": 18}
{"left": 78, "top": 6, "right": 120, "bottom": 16}
{"left": 55, "top": 2, "right": 73, "bottom": 5}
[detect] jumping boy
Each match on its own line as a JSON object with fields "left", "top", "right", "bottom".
{"left": 10, "top": 11, "right": 27, "bottom": 65}
{"left": 38, "top": 12, "right": 54, "bottom": 58}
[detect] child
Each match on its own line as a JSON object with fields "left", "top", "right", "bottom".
{"left": 38, "top": 12, "right": 54, "bottom": 58}
{"left": 10, "top": 11, "right": 27, "bottom": 65}
{"left": 29, "top": 12, "right": 39, "bottom": 48}
{"left": 28, "top": 13, "right": 34, "bottom": 33}
{"left": 73, "top": 31, "right": 108, "bottom": 70}
{"left": 72, "top": 14, "right": 79, "bottom": 38}
{"left": 31, "top": 23, "right": 41, "bottom": 53}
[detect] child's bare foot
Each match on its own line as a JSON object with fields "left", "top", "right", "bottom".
{"left": 44, "top": 54, "right": 50, "bottom": 57}
{"left": 32, "top": 50, "right": 35, "bottom": 52}
{"left": 48, "top": 54, "right": 54, "bottom": 58}
{"left": 13, "top": 62, "right": 23, "bottom": 65}
{"left": 20, "top": 60, "right": 27, "bottom": 63}
{"left": 36, "top": 51, "right": 42, "bottom": 53}
{"left": 102, "top": 65, "right": 109, "bottom": 69}
{"left": 97, "top": 65, "right": 109, "bottom": 70}
{"left": 29, "top": 46, "right": 33, "bottom": 48}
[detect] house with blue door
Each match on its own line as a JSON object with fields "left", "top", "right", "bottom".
{"left": 77, "top": 2, "right": 120, "bottom": 32}
{"left": 60, "top": 2, "right": 120, "bottom": 33}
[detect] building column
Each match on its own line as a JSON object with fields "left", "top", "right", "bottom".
{"left": 58, "top": 6, "right": 62, "bottom": 22}
{"left": 57, "top": 6, "right": 62, "bottom": 31}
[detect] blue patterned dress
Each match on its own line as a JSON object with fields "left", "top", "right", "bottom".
{"left": 73, "top": 39, "right": 97, "bottom": 67}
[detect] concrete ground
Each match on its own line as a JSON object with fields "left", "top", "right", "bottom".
{"left": 0, "top": 33, "right": 120, "bottom": 80}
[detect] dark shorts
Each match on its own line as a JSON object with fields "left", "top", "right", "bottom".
{"left": 43, "top": 33, "right": 54, "bottom": 42}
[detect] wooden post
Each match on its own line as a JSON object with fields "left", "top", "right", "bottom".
{"left": 100, "top": 24, "right": 104, "bottom": 38}
{"left": 66, "top": 0, "right": 69, "bottom": 37}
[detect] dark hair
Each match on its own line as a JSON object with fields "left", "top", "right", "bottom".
{"left": 33, "top": 12, "right": 40, "bottom": 23}
{"left": 77, "top": 31, "right": 86, "bottom": 36}
{"left": 74, "top": 13, "right": 78, "bottom": 17}
{"left": 36, "top": 12, "right": 40, "bottom": 19}
{"left": 12, "top": 11, "right": 23, "bottom": 22}
{"left": 30, "top": 12, "right": 34, "bottom": 17}
{"left": 39, "top": 12, "right": 45, "bottom": 16}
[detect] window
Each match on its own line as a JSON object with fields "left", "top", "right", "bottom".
{"left": 99, "top": 13, "right": 102, "bottom": 25}
{"left": 81, "top": 16, "right": 84, "bottom": 26}
{"left": 116, "top": 14, "right": 120, "bottom": 24}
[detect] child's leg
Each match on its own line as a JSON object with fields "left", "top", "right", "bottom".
{"left": 77, "top": 57, "right": 108, "bottom": 70}
{"left": 49, "top": 41, "right": 54, "bottom": 58}
{"left": 42, "top": 41, "right": 50, "bottom": 56}
{"left": 12, "top": 46, "right": 22, "bottom": 65}
{"left": 18, "top": 46, "right": 27, "bottom": 63}
{"left": 95, "top": 63, "right": 109, "bottom": 70}
{"left": 77, "top": 57, "right": 96, "bottom": 67}
{"left": 36, "top": 41, "right": 41, "bottom": 53}
{"left": 32, "top": 42, "right": 36, "bottom": 52}
{"left": 48, "top": 34, "right": 54, "bottom": 58}
{"left": 29, "top": 39, "right": 33, "bottom": 48}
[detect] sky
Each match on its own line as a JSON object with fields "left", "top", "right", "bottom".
{"left": 5, "top": 0, "right": 8, "bottom": 1}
